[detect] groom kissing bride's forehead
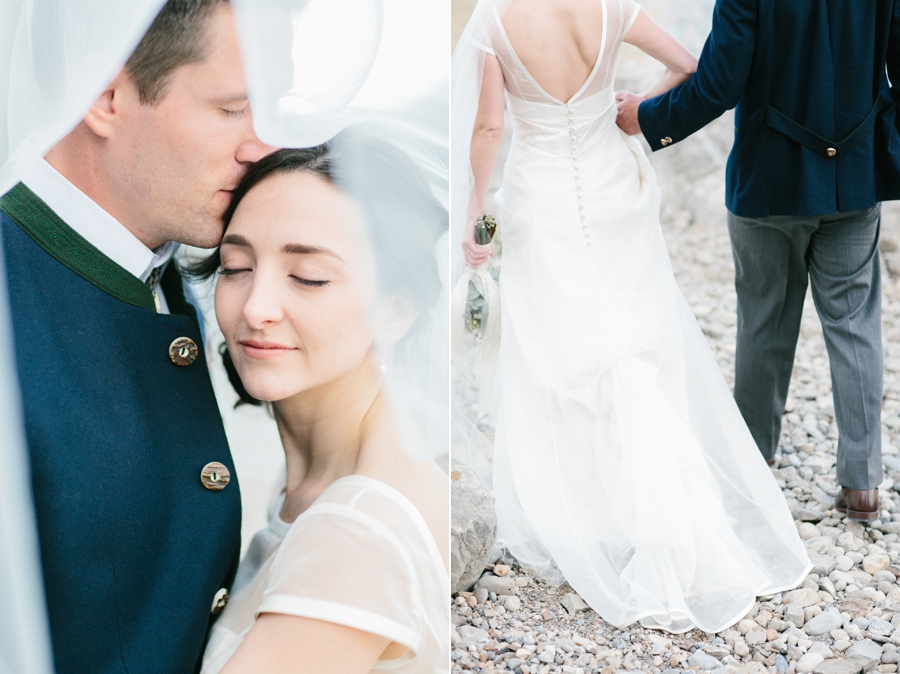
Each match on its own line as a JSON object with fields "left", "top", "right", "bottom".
{"left": 0, "top": 1, "right": 272, "bottom": 673}
{"left": 50, "top": 0, "right": 274, "bottom": 250}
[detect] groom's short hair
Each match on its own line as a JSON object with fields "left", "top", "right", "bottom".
{"left": 126, "top": 0, "right": 230, "bottom": 105}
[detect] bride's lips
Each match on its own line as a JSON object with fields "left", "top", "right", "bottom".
{"left": 239, "top": 339, "right": 296, "bottom": 359}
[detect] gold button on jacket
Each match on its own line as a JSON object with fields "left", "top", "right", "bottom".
{"left": 201, "top": 462, "right": 231, "bottom": 490}
{"left": 169, "top": 337, "right": 198, "bottom": 366}
{"left": 211, "top": 588, "right": 229, "bottom": 615}
{"left": 826, "top": 147, "right": 837, "bottom": 158}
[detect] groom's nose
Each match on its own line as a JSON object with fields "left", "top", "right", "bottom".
{"left": 236, "top": 133, "right": 278, "bottom": 165}
{"left": 235, "top": 110, "right": 279, "bottom": 165}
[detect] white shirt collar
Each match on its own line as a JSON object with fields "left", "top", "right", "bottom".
{"left": 17, "top": 142, "right": 175, "bottom": 283}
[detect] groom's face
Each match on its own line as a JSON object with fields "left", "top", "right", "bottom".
{"left": 112, "top": 5, "right": 274, "bottom": 249}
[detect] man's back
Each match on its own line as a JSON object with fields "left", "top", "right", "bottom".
{"left": 638, "top": 0, "right": 900, "bottom": 216}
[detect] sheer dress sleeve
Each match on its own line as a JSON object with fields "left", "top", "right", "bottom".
{"left": 256, "top": 479, "right": 447, "bottom": 665}
{"left": 622, "top": 0, "right": 641, "bottom": 35}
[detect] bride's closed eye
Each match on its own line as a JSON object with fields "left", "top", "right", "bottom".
{"left": 219, "top": 267, "right": 251, "bottom": 277}
{"left": 290, "top": 276, "right": 330, "bottom": 288}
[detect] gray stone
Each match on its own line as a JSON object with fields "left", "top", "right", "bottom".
{"left": 474, "top": 588, "right": 488, "bottom": 605}
{"left": 450, "top": 462, "right": 497, "bottom": 592}
{"left": 810, "top": 554, "right": 837, "bottom": 575}
{"left": 457, "top": 625, "right": 491, "bottom": 644}
{"left": 786, "top": 602, "right": 807, "bottom": 627}
{"left": 845, "top": 639, "right": 883, "bottom": 669}
{"left": 745, "top": 630, "right": 767, "bottom": 645}
{"left": 784, "top": 588, "right": 822, "bottom": 608}
{"left": 798, "top": 653, "right": 825, "bottom": 673}
{"left": 847, "top": 639, "right": 883, "bottom": 660}
{"left": 869, "top": 618, "right": 895, "bottom": 641}
{"left": 811, "top": 660, "right": 863, "bottom": 674}
{"left": 688, "top": 651, "right": 722, "bottom": 671}
{"left": 474, "top": 574, "right": 517, "bottom": 596}
{"left": 560, "top": 593, "right": 590, "bottom": 615}
{"left": 503, "top": 595, "right": 521, "bottom": 612}
{"left": 776, "top": 654, "right": 789, "bottom": 672}
{"left": 805, "top": 610, "right": 845, "bottom": 635}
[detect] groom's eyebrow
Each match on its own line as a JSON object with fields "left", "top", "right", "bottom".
{"left": 211, "top": 93, "right": 249, "bottom": 105}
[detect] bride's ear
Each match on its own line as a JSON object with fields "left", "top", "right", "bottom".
{"left": 374, "top": 295, "right": 420, "bottom": 347}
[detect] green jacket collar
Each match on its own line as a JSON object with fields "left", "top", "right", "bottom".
{"left": 0, "top": 182, "right": 157, "bottom": 311}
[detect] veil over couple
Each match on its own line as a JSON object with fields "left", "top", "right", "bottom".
{"left": 0, "top": 0, "right": 448, "bottom": 672}
{"left": 454, "top": 0, "right": 900, "bottom": 633}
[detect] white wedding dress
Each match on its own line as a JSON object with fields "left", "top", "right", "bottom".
{"left": 200, "top": 476, "right": 448, "bottom": 673}
{"left": 479, "top": 0, "right": 812, "bottom": 633}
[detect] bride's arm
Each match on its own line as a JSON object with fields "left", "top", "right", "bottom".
{"left": 623, "top": 10, "right": 698, "bottom": 101}
{"left": 220, "top": 613, "right": 392, "bottom": 674}
{"left": 462, "top": 53, "right": 505, "bottom": 269}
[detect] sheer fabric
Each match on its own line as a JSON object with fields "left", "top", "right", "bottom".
{"left": 452, "top": 0, "right": 811, "bottom": 633}
{"left": 200, "top": 476, "right": 449, "bottom": 674}
{"left": 0, "top": 1, "right": 447, "bottom": 670}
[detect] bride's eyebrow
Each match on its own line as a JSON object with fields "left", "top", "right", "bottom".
{"left": 221, "top": 233, "right": 251, "bottom": 247}
{"left": 282, "top": 243, "right": 343, "bottom": 262}
{"left": 221, "top": 234, "right": 342, "bottom": 261}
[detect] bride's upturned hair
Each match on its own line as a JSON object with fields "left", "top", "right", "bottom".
{"left": 187, "top": 132, "right": 448, "bottom": 406}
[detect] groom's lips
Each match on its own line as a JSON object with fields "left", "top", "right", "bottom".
{"left": 239, "top": 339, "right": 296, "bottom": 359}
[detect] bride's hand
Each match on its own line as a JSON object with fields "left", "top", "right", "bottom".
{"left": 462, "top": 218, "right": 494, "bottom": 268}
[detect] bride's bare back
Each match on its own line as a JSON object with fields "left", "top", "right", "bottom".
{"left": 501, "top": 0, "right": 605, "bottom": 103}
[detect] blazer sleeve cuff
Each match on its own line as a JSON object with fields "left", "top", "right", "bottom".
{"left": 639, "top": 98, "right": 669, "bottom": 152}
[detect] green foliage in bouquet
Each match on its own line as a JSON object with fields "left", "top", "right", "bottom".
{"left": 466, "top": 215, "right": 499, "bottom": 337}
{"left": 466, "top": 280, "right": 487, "bottom": 336}
{"left": 474, "top": 214, "right": 497, "bottom": 245}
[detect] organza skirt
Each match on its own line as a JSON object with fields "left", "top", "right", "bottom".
{"left": 491, "top": 100, "right": 811, "bottom": 633}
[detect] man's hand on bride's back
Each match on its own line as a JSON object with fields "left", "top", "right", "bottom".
{"left": 616, "top": 92, "right": 645, "bottom": 136}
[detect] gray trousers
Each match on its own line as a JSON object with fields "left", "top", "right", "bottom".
{"left": 727, "top": 205, "right": 883, "bottom": 490}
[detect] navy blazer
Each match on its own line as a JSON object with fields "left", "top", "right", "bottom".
{"left": 638, "top": 0, "right": 900, "bottom": 217}
{"left": 0, "top": 183, "right": 241, "bottom": 674}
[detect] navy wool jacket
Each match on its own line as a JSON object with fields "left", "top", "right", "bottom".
{"left": 0, "top": 183, "right": 242, "bottom": 674}
{"left": 638, "top": 0, "right": 900, "bottom": 217}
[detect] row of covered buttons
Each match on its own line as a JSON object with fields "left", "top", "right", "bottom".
{"left": 566, "top": 106, "right": 588, "bottom": 242}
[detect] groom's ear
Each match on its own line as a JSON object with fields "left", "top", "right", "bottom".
{"left": 82, "top": 68, "right": 132, "bottom": 139}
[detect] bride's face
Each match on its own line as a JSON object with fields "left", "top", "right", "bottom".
{"left": 214, "top": 170, "right": 378, "bottom": 403}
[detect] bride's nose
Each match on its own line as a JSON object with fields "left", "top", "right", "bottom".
{"left": 241, "top": 273, "right": 284, "bottom": 328}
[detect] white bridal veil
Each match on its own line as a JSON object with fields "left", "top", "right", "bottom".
{"left": 0, "top": 0, "right": 447, "bottom": 671}
{"left": 449, "top": 0, "right": 513, "bottom": 483}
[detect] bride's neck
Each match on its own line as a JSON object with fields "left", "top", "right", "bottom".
{"left": 273, "top": 355, "right": 383, "bottom": 498}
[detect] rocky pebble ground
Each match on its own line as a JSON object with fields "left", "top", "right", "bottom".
{"left": 451, "top": 105, "right": 900, "bottom": 674}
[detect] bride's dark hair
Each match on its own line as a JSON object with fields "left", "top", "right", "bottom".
{"left": 186, "top": 133, "right": 448, "bottom": 406}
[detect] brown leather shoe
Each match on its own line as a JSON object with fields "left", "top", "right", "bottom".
{"left": 834, "top": 488, "right": 879, "bottom": 521}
